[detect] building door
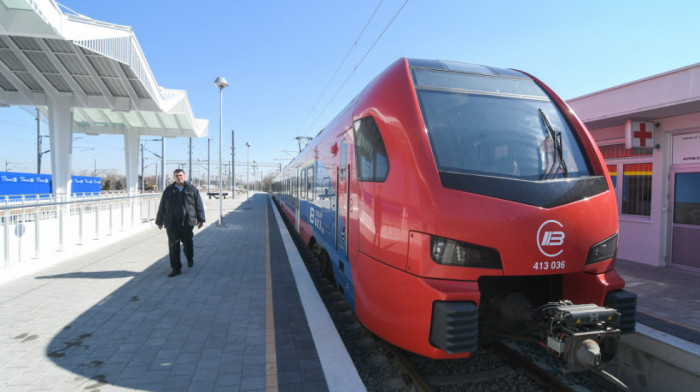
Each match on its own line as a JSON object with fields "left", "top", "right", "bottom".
{"left": 669, "top": 167, "right": 700, "bottom": 271}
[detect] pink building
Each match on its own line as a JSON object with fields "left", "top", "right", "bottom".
{"left": 568, "top": 63, "right": 700, "bottom": 273}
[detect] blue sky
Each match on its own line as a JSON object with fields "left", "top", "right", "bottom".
{"left": 1, "top": 0, "right": 699, "bottom": 181}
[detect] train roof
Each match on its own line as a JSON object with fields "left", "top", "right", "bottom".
{"left": 407, "top": 58, "right": 528, "bottom": 79}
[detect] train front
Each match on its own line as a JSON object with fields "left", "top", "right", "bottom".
{"left": 389, "top": 60, "right": 636, "bottom": 370}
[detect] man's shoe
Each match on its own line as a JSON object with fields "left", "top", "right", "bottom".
{"left": 168, "top": 270, "right": 181, "bottom": 277}
{"left": 187, "top": 259, "right": 193, "bottom": 268}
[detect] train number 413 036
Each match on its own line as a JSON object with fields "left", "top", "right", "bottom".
{"left": 533, "top": 261, "right": 566, "bottom": 270}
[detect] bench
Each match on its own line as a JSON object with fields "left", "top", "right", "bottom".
{"left": 207, "top": 192, "right": 229, "bottom": 199}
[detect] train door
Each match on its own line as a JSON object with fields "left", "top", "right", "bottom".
{"left": 335, "top": 131, "right": 358, "bottom": 308}
{"left": 668, "top": 166, "right": 700, "bottom": 271}
{"left": 295, "top": 169, "right": 300, "bottom": 233}
{"left": 346, "top": 132, "right": 360, "bottom": 269}
{"left": 337, "top": 138, "right": 349, "bottom": 256}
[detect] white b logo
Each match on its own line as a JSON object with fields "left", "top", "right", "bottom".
{"left": 537, "top": 220, "right": 565, "bottom": 257}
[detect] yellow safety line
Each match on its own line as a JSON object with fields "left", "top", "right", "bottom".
{"left": 265, "top": 204, "right": 278, "bottom": 392}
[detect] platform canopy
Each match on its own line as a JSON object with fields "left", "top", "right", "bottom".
{"left": 0, "top": 0, "right": 209, "bottom": 198}
{"left": 0, "top": 0, "right": 208, "bottom": 137}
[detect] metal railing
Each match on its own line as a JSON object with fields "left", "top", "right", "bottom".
{"left": 1, "top": 192, "right": 162, "bottom": 265}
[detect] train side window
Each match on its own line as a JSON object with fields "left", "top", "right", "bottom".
{"left": 293, "top": 175, "right": 298, "bottom": 201}
{"left": 340, "top": 140, "right": 347, "bottom": 179}
{"left": 353, "top": 116, "right": 389, "bottom": 182}
{"left": 301, "top": 168, "right": 307, "bottom": 199}
{"left": 307, "top": 166, "right": 314, "bottom": 200}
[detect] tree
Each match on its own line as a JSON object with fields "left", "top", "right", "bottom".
{"left": 262, "top": 172, "right": 277, "bottom": 193}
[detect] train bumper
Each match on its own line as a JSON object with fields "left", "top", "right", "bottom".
{"left": 605, "top": 289, "right": 637, "bottom": 334}
{"left": 429, "top": 301, "right": 479, "bottom": 354}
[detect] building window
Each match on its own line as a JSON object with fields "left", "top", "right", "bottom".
{"left": 607, "top": 164, "right": 617, "bottom": 193}
{"left": 621, "top": 163, "right": 652, "bottom": 216}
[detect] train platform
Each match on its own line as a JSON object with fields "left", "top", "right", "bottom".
{"left": 615, "top": 258, "right": 700, "bottom": 345}
{"left": 0, "top": 193, "right": 363, "bottom": 392}
{"left": 611, "top": 259, "right": 700, "bottom": 391}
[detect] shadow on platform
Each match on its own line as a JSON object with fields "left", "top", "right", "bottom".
{"left": 43, "top": 194, "right": 267, "bottom": 391}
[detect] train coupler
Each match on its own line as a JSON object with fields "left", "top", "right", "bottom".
{"left": 497, "top": 293, "right": 622, "bottom": 372}
{"left": 537, "top": 300, "right": 621, "bottom": 372}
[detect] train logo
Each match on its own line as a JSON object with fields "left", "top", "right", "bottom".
{"left": 537, "top": 220, "right": 565, "bottom": 257}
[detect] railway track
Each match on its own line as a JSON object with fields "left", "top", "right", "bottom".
{"left": 388, "top": 338, "right": 630, "bottom": 392}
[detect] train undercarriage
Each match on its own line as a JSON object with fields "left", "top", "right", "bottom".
{"left": 430, "top": 275, "right": 637, "bottom": 372}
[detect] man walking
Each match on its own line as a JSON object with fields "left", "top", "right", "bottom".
{"left": 156, "top": 169, "right": 206, "bottom": 277}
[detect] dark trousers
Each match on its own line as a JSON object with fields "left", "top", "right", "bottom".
{"left": 166, "top": 224, "right": 194, "bottom": 271}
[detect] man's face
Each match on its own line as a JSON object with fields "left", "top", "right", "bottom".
{"left": 174, "top": 171, "right": 186, "bottom": 186}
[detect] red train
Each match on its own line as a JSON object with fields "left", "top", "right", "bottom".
{"left": 272, "top": 58, "right": 636, "bottom": 370}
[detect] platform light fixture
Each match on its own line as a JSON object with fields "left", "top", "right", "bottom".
{"left": 214, "top": 76, "right": 228, "bottom": 226}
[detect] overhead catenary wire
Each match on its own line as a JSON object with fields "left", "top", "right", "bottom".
{"left": 306, "top": 0, "right": 409, "bottom": 136}
{"left": 293, "top": 0, "right": 387, "bottom": 139}
{"left": 286, "top": 0, "right": 409, "bottom": 152}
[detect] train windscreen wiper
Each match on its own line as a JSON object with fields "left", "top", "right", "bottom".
{"left": 539, "top": 109, "right": 568, "bottom": 179}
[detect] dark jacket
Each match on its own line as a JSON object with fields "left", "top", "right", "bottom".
{"left": 155, "top": 182, "right": 205, "bottom": 228}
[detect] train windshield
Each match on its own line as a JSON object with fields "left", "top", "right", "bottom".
{"left": 412, "top": 68, "right": 591, "bottom": 181}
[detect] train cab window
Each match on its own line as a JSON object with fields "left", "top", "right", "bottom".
{"left": 413, "top": 68, "right": 591, "bottom": 181}
{"left": 353, "top": 116, "right": 390, "bottom": 182}
{"left": 307, "top": 166, "right": 314, "bottom": 200}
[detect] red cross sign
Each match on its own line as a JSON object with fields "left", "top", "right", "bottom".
{"left": 625, "top": 120, "right": 655, "bottom": 149}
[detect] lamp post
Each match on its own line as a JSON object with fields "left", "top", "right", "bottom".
{"left": 214, "top": 76, "right": 228, "bottom": 226}
{"left": 161, "top": 136, "right": 165, "bottom": 190}
{"left": 207, "top": 137, "right": 211, "bottom": 192}
{"left": 246, "top": 142, "right": 252, "bottom": 199}
{"left": 188, "top": 137, "right": 192, "bottom": 186}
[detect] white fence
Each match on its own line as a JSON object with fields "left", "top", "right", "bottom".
{"left": 1, "top": 193, "right": 161, "bottom": 266}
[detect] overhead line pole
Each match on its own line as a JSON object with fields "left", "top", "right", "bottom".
{"left": 231, "top": 129, "right": 236, "bottom": 198}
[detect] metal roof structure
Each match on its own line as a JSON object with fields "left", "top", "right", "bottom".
{"left": 0, "top": 0, "right": 208, "bottom": 137}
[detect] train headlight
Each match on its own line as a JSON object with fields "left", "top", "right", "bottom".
{"left": 586, "top": 233, "right": 618, "bottom": 265}
{"left": 430, "top": 236, "right": 502, "bottom": 269}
